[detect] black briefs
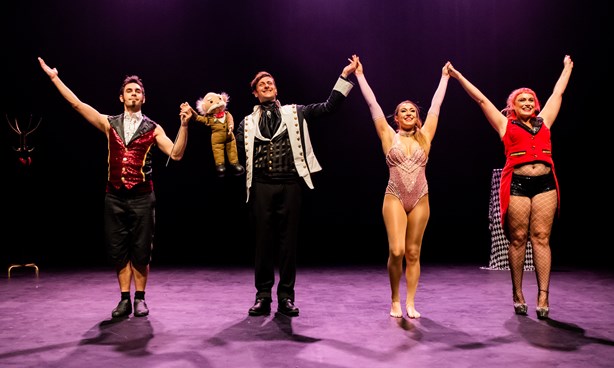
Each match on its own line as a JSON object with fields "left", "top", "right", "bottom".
{"left": 510, "top": 172, "right": 556, "bottom": 198}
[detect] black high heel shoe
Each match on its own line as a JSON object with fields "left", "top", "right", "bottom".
{"left": 514, "top": 303, "right": 528, "bottom": 315}
{"left": 536, "top": 289, "right": 549, "bottom": 319}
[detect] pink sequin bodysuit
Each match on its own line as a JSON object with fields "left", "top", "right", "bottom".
{"left": 385, "top": 138, "right": 428, "bottom": 212}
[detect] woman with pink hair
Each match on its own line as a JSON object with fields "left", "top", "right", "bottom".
{"left": 447, "top": 55, "right": 573, "bottom": 319}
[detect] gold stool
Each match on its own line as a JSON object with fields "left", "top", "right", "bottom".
{"left": 8, "top": 263, "right": 39, "bottom": 278}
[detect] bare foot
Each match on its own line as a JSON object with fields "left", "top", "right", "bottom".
{"left": 390, "top": 302, "right": 402, "bottom": 317}
{"left": 406, "top": 304, "right": 421, "bottom": 319}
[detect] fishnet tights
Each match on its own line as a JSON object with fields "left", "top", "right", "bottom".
{"left": 507, "top": 189, "right": 557, "bottom": 308}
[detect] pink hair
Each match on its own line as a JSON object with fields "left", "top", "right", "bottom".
{"left": 502, "top": 87, "right": 541, "bottom": 120}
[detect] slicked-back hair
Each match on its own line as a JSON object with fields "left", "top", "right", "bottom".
{"left": 120, "top": 75, "right": 145, "bottom": 97}
{"left": 250, "top": 71, "right": 273, "bottom": 91}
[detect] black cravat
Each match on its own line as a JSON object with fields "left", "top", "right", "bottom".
{"left": 259, "top": 101, "right": 280, "bottom": 139}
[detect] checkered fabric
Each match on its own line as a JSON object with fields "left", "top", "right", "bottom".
{"left": 483, "top": 168, "right": 534, "bottom": 271}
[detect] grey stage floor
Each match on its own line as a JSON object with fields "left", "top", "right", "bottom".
{"left": 1, "top": 263, "right": 613, "bottom": 368}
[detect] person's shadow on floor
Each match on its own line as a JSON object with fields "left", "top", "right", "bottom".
{"left": 45, "top": 317, "right": 212, "bottom": 367}
{"left": 207, "top": 312, "right": 320, "bottom": 345}
{"left": 511, "top": 316, "right": 614, "bottom": 351}
{"left": 202, "top": 312, "right": 322, "bottom": 367}
{"left": 79, "top": 317, "right": 154, "bottom": 354}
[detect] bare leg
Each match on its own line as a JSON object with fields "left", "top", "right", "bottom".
{"left": 116, "top": 262, "right": 133, "bottom": 293}
{"left": 388, "top": 254, "right": 403, "bottom": 318}
{"left": 405, "top": 259, "right": 421, "bottom": 319}
{"left": 131, "top": 262, "right": 149, "bottom": 292}
{"left": 404, "top": 196, "right": 429, "bottom": 319}
{"left": 383, "top": 195, "right": 407, "bottom": 318}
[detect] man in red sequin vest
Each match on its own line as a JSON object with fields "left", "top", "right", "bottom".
{"left": 39, "top": 57, "right": 192, "bottom": 318}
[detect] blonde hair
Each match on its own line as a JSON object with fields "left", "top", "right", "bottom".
{"left": 393, "top": 100, "right": 428, "bottom": 150}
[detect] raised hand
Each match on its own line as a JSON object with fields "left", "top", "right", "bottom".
{"left": 442, "top": 61, "right": 451, "bottom": 78}
{"left": 341, "top": 55, "right": 359, "bottom": 78}
{"left": 563, "top": 55, "right": 573, "bottom": 68}
{"left": 179, "top": 102, "right": 192, "bottom": 125}
{"left": 38, "top": 57, "right": 58, "bottom": 79}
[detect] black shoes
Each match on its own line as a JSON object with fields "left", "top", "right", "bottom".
{"left": 111, "top": 298, "right": 149, "bottom": 318}
{"left": 134, "top": 299, "right": 149, "bottom": 317}
{"left": 215, "top": 164, "right": 226, "bottom": 177}
{"left": 111, "top": 299, "right": 132, "bottom": 318}
{"left": 278, "top": 298, "right": 299, "bottom": 317}
{"left": 230, "top": 163, "right": 245, "bottom": 176}
{"left": 248, "top": 298, "right": 272, "bottom": 316}
{"left": 216, "top": 163, "right": 245, "bottom": 177}
{"left": 248, "top": 297, "right": 299, "bottom": 317}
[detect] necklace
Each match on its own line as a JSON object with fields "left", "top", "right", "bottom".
{"left": 398, "top": 130, "right": 414, "bottom": 137}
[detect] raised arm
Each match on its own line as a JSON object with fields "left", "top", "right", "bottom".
{"left": 447, "top": 62, "right": 507, "bottom": 138}
{"left": 352, "top": 55, "right": 395, "bottom": 152}
{"left": 38, "top": 57, "right": 109, "bottom": 133}
{"left": 538, "top": 55, "right": 574, "bottom": 128}
{"left": 156, "top": 107, "right": 191, "bottom": 161}
{"left": 421, "top": 62, "right": 451, "bottom": 141}
{"left": 341, "top": 55, "right": 358, "bottom": 79}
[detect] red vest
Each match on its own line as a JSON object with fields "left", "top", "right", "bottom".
{"left": 499, "top": 119, "right": 560, "bottom": 229}
{"left": 106, "top": 114, "right": 156, "bottom": 192}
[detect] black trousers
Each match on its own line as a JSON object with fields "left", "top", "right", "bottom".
{"left": 249, "top": 180, "right": 302, "bottom": 302}
{"left": 104, "top": 191, "right": 155, "bottom": 267}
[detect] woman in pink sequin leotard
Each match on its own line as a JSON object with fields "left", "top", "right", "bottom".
{"left": 351, "top": 55, "right": 450, "bottom": 319}
{"left": 385, "top": 138, "right": 428, "bottom": 213}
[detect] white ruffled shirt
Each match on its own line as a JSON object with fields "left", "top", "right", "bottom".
{"left": 123, "top": 111, "right": 143, "bottom": 143}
